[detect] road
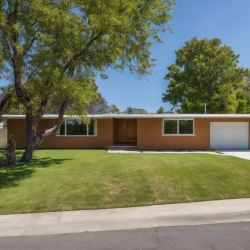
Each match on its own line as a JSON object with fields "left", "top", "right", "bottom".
{"left": 0, "top": 222, "right": 250, "bottom": 250}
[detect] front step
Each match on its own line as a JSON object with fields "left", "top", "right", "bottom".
{"left": 107, "top": 146, "right": 138, "bottom": 150}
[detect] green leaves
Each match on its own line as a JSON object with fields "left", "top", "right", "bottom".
{"left": 156, "top": 107, "right": 164, "bottom": 114}
{"left": 163, "top": 37, "right": 249, "bottom": 114}
{"left": 1, "top": 0, "right": 176, "bottom": 117}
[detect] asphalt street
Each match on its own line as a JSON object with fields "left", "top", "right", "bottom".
{"left": 0, "top": 222, "right": 250, "bottom": 250}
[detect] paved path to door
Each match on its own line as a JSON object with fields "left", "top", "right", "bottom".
{"left": 108, "top": 149, "right": 250, "bottom": 161}
{"left": 220, "top": 150, "right": 250, "bottom": 161}
{"left": 1, "top": 198, "right": 250, "bottom": 237}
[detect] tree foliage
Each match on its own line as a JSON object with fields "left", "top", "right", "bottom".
{"left": 156, "top": 107, "right": 164, "bottom": 114}
{"left": 0, "top": 0, "right": 176, "bottom": 161}
{"left": 235, "top": 75, "right": 250, "bottom": 114}
{"left": 126, "top": 106, "right": 133, "bottom": 114}
{"left": 86, "top": 92, "right": 121, "bottom": 114}
{"left": 162, "top": 37, "right": 249, "bottom": 114}
{"left": 110, "top": 104, "right": 121, "bottom": 114}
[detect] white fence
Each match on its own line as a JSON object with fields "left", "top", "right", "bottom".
{"left": 0, "top": 122, "right": 7, "bottom": 148}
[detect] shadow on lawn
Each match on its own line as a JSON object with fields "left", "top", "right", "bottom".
{"left": 0, "top": 156, "right": 72, "bottom": 190}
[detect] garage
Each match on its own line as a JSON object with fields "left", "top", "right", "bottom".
{"left": 210, "top": 122, "right": 249, "bottom": 150}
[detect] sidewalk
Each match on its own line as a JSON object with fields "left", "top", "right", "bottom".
{"left": 1, "top": 198, "right": 250, "bottom": 237}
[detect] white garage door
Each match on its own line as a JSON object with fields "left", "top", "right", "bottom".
{"left": 210, "top": 122, "right": 249, "bottom": 150}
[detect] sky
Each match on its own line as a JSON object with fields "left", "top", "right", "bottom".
{"left": 94, "top": 0, "right": 250, "bottom": 113}
{"left": 1, "top": 0, "right": 250, "bottom": 113}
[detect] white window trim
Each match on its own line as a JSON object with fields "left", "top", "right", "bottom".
{"left": 162, "top": 119, "right": 195, "bottom": 136}
{"left": 56, "top": 119, "right": 97, "bottom": 137}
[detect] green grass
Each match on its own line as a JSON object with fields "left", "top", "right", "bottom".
{"left": 0, "top": 149, "right": 250, "bottom": 215}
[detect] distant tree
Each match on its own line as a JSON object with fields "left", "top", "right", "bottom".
{"left": 126, "top": 106, "right": 133, "bottom": 114}
{"left": 86, "top": 93, "right": 121, "bottom": 114}
{"left": 156, "top": 107, "right": 164, "bottom": 114}
{"left": 110, "top": 104, "right": 121, "bottom": 114}
{"left": 162, "top": 37, "right": 249, "bottom": 114}
{"left": 236, "top": 75, "right": 250, "bottom": 113}
{"left": 87, "top": 93, "right": 111, "bottom": 115}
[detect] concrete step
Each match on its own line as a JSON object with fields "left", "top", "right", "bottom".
{"left": 106, "top": 146, "right": 138, "bottom": 150}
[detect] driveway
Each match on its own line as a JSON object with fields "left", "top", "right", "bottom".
{"left": 220, "top": 150, "right": 250, "bottom": 161}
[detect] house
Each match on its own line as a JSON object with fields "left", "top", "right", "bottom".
{"left": 131, "top": 109, "right": 145, "bottom": 114}
{"left": 3, "top": 114, "right": 250, "bottom": 150}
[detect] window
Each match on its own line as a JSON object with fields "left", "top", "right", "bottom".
{"left": 179, "top": 120, "right": 193, "bottom": 134}
{"left": 164, "top": 120, "right": 177, "bottom": 134}
{"left": 57, "top": 119, "right": 97, "bottom": 136}
{"left": 163, "top": 119, "right": 194, "bottom": 135}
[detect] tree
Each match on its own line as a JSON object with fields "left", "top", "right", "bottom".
{"left": 110, "top": 104, "right": 121, "bottom": 114}
{"left": 0, "top": 92, "right": 4, "bottom": 117}
{"left": 162, "top": 37, "right": 249, "bottom": 114}
{"left": 86, "top": 92, "right": 109, "bottom": 115}
{"left": 0, "top": 87, "right": 26, "bottom": 117}
{"left": 156, "top": 107, "right": 164, "bottom": 114}
{"left": 126, "top": 106, "right": 133, "bottom": 114}
{"left": 0, "top": 90, "right": 12, "bottom": 119}
{"left": 236, "top": 75, "right": 250, "bottom": 113}
{"left": 0, "top": 0, "right": 176, "bottom": 162}
{"left": 86, "top": 92, "right": 120, "bottom": 114}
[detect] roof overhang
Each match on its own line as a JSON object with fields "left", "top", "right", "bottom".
{"left": 2, "top": 114, "right": 250, "bottom": 119}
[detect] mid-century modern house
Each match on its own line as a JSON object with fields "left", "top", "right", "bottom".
{"left": 3, "top": 114, "right": 250, "bottom": 150}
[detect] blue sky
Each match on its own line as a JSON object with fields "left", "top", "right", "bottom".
{"left": 95, "top": 0, "right": 250, "bottom": 113}
{"left": 1, "top": 0, "right": 250, "bottom": 113}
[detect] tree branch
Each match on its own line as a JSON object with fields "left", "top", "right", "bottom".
{"left": 62, "top": 32, "right": 102, "bottom": 74}
{"left": 34, "top": 100, "right": 68, "bottom": 149}
{"left": 22, "top": 34, "right": 38, "bottom": 57}
{"left": 3, "top": 33, "right": 14, "bottom": 66}
{"left": 0, "top": 93, "right": 12, "bottom": 120}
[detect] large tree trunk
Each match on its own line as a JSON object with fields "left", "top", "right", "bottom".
{"left": 20, "top": 101, "right": 67, "bottom": 162}
{"left": 20, "top": 136, "right": 44, "bottom": 162}
{"left": 20, "top": 113, "right": 40, "bottom": 162}
{"left": 6, "top": 135, "right": 17, "bottom": 165}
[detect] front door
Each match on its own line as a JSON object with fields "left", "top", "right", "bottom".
{"left": 126, "top": 120, "right": 137, "bottom": 141}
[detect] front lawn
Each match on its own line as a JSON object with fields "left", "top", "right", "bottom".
{"left": 0, "top": 149, "right": 250, "bottom": 215}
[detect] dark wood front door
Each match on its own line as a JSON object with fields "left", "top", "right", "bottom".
{"left": 126, "top": 120, "right": 137, "bottom": 141}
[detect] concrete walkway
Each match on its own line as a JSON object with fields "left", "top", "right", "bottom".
{"left": 107, "top": 150, "right": 222, "bottom": 154}
{"left": 107, "top": 149, "right": 250, "bottom": 161}
{"left": 220, "top": 150, "right": 250, "bottom": 161}
{"left": 1, "top": 198, "right": 250, "bottom": 237}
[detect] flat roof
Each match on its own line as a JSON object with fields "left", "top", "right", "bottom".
{"left": 2, "top": 114, "right": 250, "bottom": 119}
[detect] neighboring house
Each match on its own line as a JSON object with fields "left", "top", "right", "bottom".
{"left": 0, "top": 122, "right": 7, "bottom": 148}
{"left": 3, "top": 114, "right": 250, "bottom": 150}
{"left": 131, "top": 109, "right": 145, "bottom": 114}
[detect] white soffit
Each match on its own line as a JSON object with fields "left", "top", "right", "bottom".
{"left": 2, "top": 114, "right": 250, "bottom": 119}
